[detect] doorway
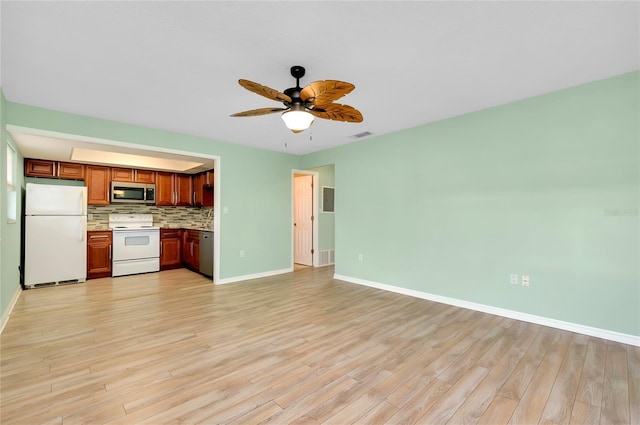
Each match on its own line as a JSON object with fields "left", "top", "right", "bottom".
{"left": 293, "top": 171, "right": 318, "bottom": 267}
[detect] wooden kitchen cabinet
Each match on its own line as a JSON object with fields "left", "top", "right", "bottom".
{"left": 58, "top": 162, "right": 85, "bottom": 179}
{"left": 86, "top": 165, "right": 110, "bottom": 205}
{"left": 111, "top": 167, "right": 133, "bottom": 182}
{"left": 87, "top": 231, "right": 112, "bottom": 279}
{"left": 192, "top": 170, "right": 214, "bottom": 207}
{"left": 156, "top": 172, "right": 192, "bottom": 206}
{"left": 25, "top": 159, "right": 85, "bottom": 180}
{"left": 182, "top": 230, "right": 200, "bottom": 271}
{"left": 111, "top": 167, "right": 156, "bottom": 183}
{"left": 25, "top": 159, "right": 56, "bottom": 177}
{"left": 135, "top": 169, "right": 156, "bottom": 183}
{"left": 160, "top": 228, "right": 182, "bottom": 270}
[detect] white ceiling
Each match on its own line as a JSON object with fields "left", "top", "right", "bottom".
{"left": 1, "top": 1, "right": 638, "bottom": 161}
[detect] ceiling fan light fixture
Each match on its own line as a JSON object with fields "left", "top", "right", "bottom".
{"left": 281, "top": 105, "right": 314, "bottom": 131}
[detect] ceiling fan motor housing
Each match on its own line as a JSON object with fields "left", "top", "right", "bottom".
{"left": 290, "top": 65, "right": 305, "bottom": 79}
{"left": 284, "top": 65, "right": 306, "bottom": 107}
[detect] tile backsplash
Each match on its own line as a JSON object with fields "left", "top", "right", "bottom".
{"left": 87, "top": 205, "right": 214, "bottom": 231}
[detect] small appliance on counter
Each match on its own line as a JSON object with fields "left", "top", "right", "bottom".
{"left": 24, "top": 183, "right": 88, "bottom": 288}
{"left": 109, "top": 214, "right": 160, "bottom": 277}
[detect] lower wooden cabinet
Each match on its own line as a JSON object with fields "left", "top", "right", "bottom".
{"left": 87, "top": 231, "right": 112, "bottom": 279}
{"left": 183, "top": 230, "right": 200, "bottom": 271}
{"left": 160, "top": 229, "right": 182, "bottom": 270}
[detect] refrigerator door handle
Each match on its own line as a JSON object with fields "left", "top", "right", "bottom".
{"left": 81, "top": 219, "right": 86, "bottom": 242}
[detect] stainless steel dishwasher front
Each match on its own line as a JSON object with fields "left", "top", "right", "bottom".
{"left": 199, "top": 231, "right": 214, "bottom": 278}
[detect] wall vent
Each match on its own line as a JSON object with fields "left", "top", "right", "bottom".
{"left": 318, "top": 249, "right": 335, "bottom": 266}
{"left": 350, "top": 131, "right": 374, "bottom": 139}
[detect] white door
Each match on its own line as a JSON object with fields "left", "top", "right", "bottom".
{"left": 294, "top": 174, "right": 313, "bottom": 266}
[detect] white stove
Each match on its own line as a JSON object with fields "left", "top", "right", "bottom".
{"left": 109, "top": 213, "right": 159, "bottom": 231}
{"left": 109, "top": 214, "right": 160, "bottom": 277}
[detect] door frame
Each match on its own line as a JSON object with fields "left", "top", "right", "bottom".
{"left": 291, "top": 169, "right": 319, "bottom": 267}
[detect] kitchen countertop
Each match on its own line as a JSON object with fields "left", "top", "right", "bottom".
{"left": 87, "top": 224, "right": 111, "bottom": 231}
{"left": 160, "top": 225, "right": 213, "bottom": 231}
{"left": 87, "top": 224, "right": 213, "bottom": 232}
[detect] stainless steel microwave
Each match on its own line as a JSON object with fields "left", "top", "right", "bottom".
{"left": 111, "top": 182, "right": 156, "bottom": 204}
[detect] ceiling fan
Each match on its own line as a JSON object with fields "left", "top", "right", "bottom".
{"left": 231, "top": 65, "right": 363, "bottom": 133}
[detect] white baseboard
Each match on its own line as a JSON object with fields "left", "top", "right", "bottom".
{"left": 334, "top": 274, "right": 640, "bottom": 347}
{"left": 216, "top": 267, "right": 293, "bottom": 285}
{"left": 0, "top": 284, "right": 22, "bottom": 335}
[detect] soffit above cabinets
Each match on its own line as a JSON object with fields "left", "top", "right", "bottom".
{"left": 9, "top": 131, "right": 215, "bottom": 174}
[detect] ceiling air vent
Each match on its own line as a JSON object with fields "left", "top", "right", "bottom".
{"left": 350, "top": 131, "right": 373, "bottom": 139}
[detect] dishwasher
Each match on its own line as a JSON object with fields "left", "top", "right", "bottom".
{"left": 199, "top": 231, "right": 214, "bottom": 278}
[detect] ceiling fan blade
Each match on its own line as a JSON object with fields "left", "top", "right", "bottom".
{"left": 238, "top": 79, "right": 292, "bottom": 103}
{"left": 301, "top": 80, "right": 355, "bottom": 107}
{"left": 230, "top": 107, "right": 287, "bottom": 117}
{"left": 309, "top": 103, "right": 363, "bottom": 123}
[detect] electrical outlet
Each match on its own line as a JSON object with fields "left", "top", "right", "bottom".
{"left": 522, "top": 275, "right": 530, "bottom": 286}
{"left": 240, "top": 250, "right": 245, "bottom": 258}
{"left": 223, "top": 207, "right": 229, "bottom": 214}
{"left": 510, "top": 274, "right": 518, "bottom": 285}
{"left": 358, "top": 254, "right": 363, "bottom": 261}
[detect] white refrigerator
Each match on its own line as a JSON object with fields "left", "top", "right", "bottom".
{"left": 24, "top": 183, "right": 88, "bottom": 288}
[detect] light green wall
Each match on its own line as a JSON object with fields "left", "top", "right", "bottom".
{"left": 6, "top": 102, "right": 300, "bottom": 280}
{"left": 1, "top": 89, "right": 24, "bottom": 320}
{"left": 302, "top": 71, "right": 640, "bottom": 336}
{"left": 307, "top": 164, "right": 335, "bottom": 251}
{"left": 3, "top": 72, "right": 638, "bottom": 336}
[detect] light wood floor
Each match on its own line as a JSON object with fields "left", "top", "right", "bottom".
{"left": 1, "top": 267, "right": 638, "bottom": 424}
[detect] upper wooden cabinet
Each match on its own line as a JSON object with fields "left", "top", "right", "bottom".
{"left": 58, "top": 162, "right": 85, "bottom": 180}
{"left": 192, "top": 170, "right": 214, "bottom": 207}
{"left": 156, "top": 172, "right": 192, "bottom": 206}
{"left": 135, "top": 169, "right": 156, "bottom": 183}
{"left": 202, "top": 170, "right": 214, "bottom": 186}
{"left": 25, "top": 159, "right": 56, "bottom": 177}
{"left": 111, "top": 168, "right": 133, "bottom": 182}
{"left": 25, "top": 159, "right": 85, "bottom": 180}
{"left": 25, "top": 158, "right": 201, "bottom": 207}
{"left": 111, "top": 167, "right": 156, "bottom": 184}
{"left": 86, "top": 166, "right": 110, "bottom": 205}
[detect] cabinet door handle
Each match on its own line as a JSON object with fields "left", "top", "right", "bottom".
{"left": 108, "top": 245, "right": 111, "bottom": 259}
{"left": 160, "top": 241, "right": 163, "bottom": 255}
